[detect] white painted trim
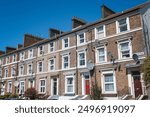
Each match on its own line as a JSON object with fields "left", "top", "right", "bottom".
{"left": 48, "top": 58, "right": 55, "bottom": 71}
{"left": 65, "top": 75, "right": 75, "bottom": 94}
{"left": 19, "top": 81, "right": 25, "bottom": 94}
{"left": 7, "top": 81, "right": 12, "bottom": 93}
{"left": 62, "top": 54, "right": 70, "bottom": 70}
{"left": 28, "top": 49, "right": 33, "bottom": 59}
{"left": 51, "top": 78, "right": 59, "bottom": 96}
{"left": 101, "top": 70, "right": 117, "bottom": 94}
{"left": 78, "top": 50, "right": 87, "bottom": 68}
{"left": 62, "top": 37, "right": 70, "bottom": 49}
{"left": 77, "top": 32, "right": 86, "bottom": 46}
{"left": 95, "top": 45, "right": 107, "bottom": 63}
{"left": 39, "top": 79, "right": 46, "bottom": 94}
{"left": 37, "top": 61, "right": 44, "bottom": 73}
{"left": 117, "top": 40, "right": 132, "bottom": 60}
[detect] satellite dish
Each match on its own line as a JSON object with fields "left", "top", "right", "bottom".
{"left": 14, "top": 81, "right": 19, "bottom": 87}
{"left": 132, "top": 54, "right": 140, "bottom": 64}
{"left": 87, "top": 60, "right": 94, "bottom": 71}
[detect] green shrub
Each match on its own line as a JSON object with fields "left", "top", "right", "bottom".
{"left": 90, "top": 82, "right": 102, "bottom": 100}
{"left": 141, "top": 56, "right": 150, "bottom": 86}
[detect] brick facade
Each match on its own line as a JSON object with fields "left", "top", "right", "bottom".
{"left": 0, "top": 2, "right": 149, "bottom": 100}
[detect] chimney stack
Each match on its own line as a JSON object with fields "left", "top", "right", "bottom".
{"left": 101, "top": 5, "right": 115, "bottom": 18}
{"left": 49, "top": 28, "right": 64, "bottom": 38}
{"left": 23, "top": 34, "right": 44, "bottom": 47}
{"left": 0, "top": 51, "right": 5, "bottom": 55}
{"left": 72, "top": 17, "right": 86, "bottom": 29}
{"left": 6, "top": 47, "right": 16, "bottom": 53}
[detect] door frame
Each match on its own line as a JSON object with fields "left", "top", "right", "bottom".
{"left": 81, "top": 72, "right": 90, "bottom": 95}
{"left": 51, "top": 78, "right": 59, "bottom": 96}
{"left": 128, "top": 70, "right": 144, "bottom": 98}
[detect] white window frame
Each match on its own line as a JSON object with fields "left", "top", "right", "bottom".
{"left": 37, "top": 61, "right": 43, "bottom": 73}
{"left": 0, "top": 58, "right": 4, "bottom": 65}
{"left": 28, "top": 49, "right": 33, "bottom": 59}
{"left": 96, "top": 46, "right": 107, "bottom": 63}
{"left": 28, "top": 80, "right": 35, "bottom": 88}
{"left": 6, "top": 56, "right": 10, "bottom": 64}
{"left": 62, "top": 54, "right": 70, "bottom": 69}
{"left": 51, "top": 78, "right": 59, "bottom": 95}
{"left": 95, "top": 25, "right": 105, "bottom": 39}
{"left": 101, "top": 70, "right": 117, "bottom": 94}
{"left": 11, "top": 67, "right": 16, "bottom": 77}
{"left": 62, "top": 37, "right": 69, "bottom": 49}
{"left": 116, "top": 17, "right": 130, "bottom": 33}
{"left": 49, "top": 42, "right": 55, "bottom": 52}
{"left": 19, "top": 52, "right": 24, "bottom": 61}
{"left": 19, "top": 65, "right": 24, "bottom": 76}
{"left": 65, "top": 75, "right": 75, "bottom": 94}
{"left": 118, "top": 40, "right": 132, "bottom": 60}
{"left": 19, "top": 81, "right": 25, "bottom": 94}
{"left": 39, "top": 79, "right": 46, "bottom": 93}
{"left": 77, "top": 32, "right": 86, "bottom": 45}
{"left": 7, "top": 81, "right": 12, "bottom": 93}
{"left": 78, "top": 50, "right": 86, "bottom": 68}
{"left": 38, "top": 45, "right": 44, "bottom": 56}
{"left": 27, "top": 64, "right": 32, "bottom": 75}
{"left": 4, "top": 68, "right": 8, "bottom": 77}
{"left": 49, "top": 58, "right": 55, "bottom": 71}
{"left": 12, "top": 54, "right": 16, "bottom": 62}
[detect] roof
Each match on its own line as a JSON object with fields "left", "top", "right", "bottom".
{"left": 0, "top": 1, "right": 149, "bottom": 58}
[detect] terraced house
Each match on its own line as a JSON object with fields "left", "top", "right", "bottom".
{"left": 0, "top": 2, "right": 150, "bottom": 100}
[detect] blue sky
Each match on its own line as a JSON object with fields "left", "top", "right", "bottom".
{"left": 0, "top": 0, "right": 148, "bottom": 51}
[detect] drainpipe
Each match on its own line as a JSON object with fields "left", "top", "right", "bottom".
{"left": 75, "top": 33, "right": 78, "bottom": 95}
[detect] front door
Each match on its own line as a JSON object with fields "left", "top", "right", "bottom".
{"left": 52, "top": 78, "right": 57, "bottom": 95}
{"left": 84, "top": 74, "right": 90, "bottom": 95}
{"left": 132, "top": 71, "right": 142, "bottom": 98}
{"left": 85, "top": 80, "right": 90, "bottom": 95}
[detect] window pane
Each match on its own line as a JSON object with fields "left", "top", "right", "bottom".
{"left": 67, "top": 86, "right": 73, "bottom": 92}
{"left": 79, "top": 34, "right": 84, "bottom": 44}
{"left": 104, "top": 74, "right": 113, "bottom": 82}
{"left": 105, "top": 84, "right": 114, "bottom": 91}
{"left": 120, "top": 42, "right": 129, "bottom": 50}
{"left": 97, "top": 26, "right": 103, "bottom": 32}
{"left": 67, "top": 78, "right": 73, "bottom": 84}
{"left": 119, "top": 19, "right": 126, "bottom": 25}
